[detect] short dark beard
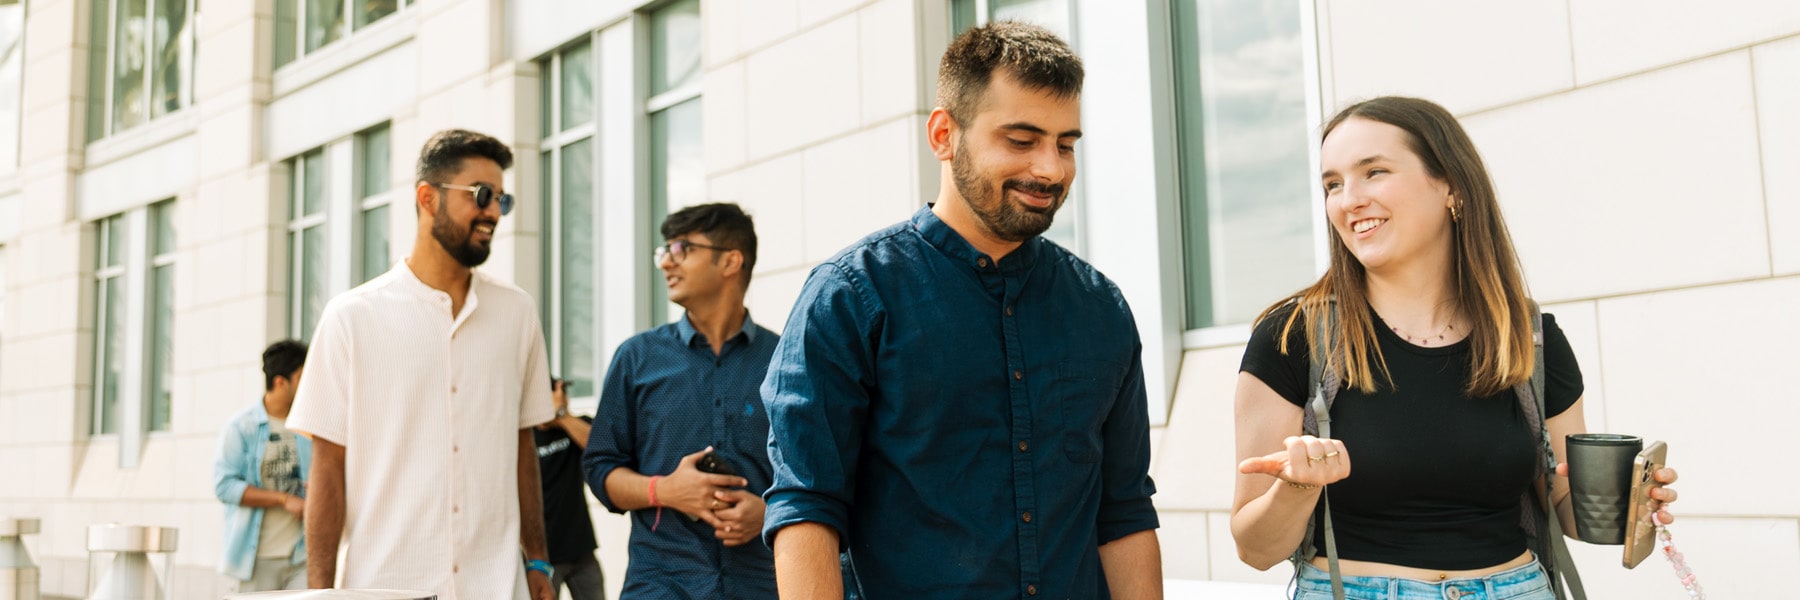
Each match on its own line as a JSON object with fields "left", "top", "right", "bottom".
{"left": 432, "top": 197, "right": 494, "bottom": 267}
{"left": 952, "top": 136, "right": 1065, "bottom": 242}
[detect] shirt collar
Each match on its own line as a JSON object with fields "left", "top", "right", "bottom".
{"left": 676, "top": 311, "right": 760, "bottom": 347}
{"left": 395, "top": 258, "right": 482, "bottom": 325}
{"left": 911, "top": 205, "right": 1039, "bottom": 274}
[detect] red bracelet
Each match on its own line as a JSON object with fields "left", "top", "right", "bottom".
{"left": 648, "top": 475, "right": 663, "bottom": 532}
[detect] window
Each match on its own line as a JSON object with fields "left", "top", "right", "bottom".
{"left": 540, "top": 39, "right": 599, "bottom": 398}
{"left": 146, "top": 201, "right": 174, "bottom": 431}
{"left": 357, "top": 123, "right": 393, "bottom": 282}
{"left": 950, "top": 0, "right": 1082, "bottom": 254}
{"left": 93, "top": 215, "right": 127, "bottom": 435}
{"left": 89, "top": 201, "right": 175, "bottom": 436}
{"left": 86, "top": 0, "right": 194, "bottom": 141}
{"left": 1, "top": 0, "right": 24, "bottom": 175}
{"left": 287, "top": 127, "right": 391, "bottom": 339}
{"left": 288, "top": 148, "right": 328, "bottom": 340}
{"left": 274, "top": 0, "right": 408, "bottom": 70}
{"left": 952, "top": 0, "right": 1071, "bottom": 39}
{"left": 1171, "top": 0, "right": 1315, "bottom": 330}
{"left": 646, "top": 0, "right": 702, "bottom": 326}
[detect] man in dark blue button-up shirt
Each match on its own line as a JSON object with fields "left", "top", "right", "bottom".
{"left": 583, "top": 203, "right": 780, "bottom": 599}
{"left": 762, "top": 23, "right": 1161, "bottom": 600}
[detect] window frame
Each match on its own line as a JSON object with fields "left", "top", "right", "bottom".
{"left": 539, "top": 36, "right": 603, "bottom": 402}
{"left": 287, "top": 147, "right": 329, "bottom": 341}
{"left": 355, "top": 122, "right": 396, "bottom": 283}
{"left": 286, "top": 126, "right": 392, "bottom": 340}
{"left": 273, "top": 0, "right": 411, "bottom": 72}
{"left": 145, "top": 199, "right": 175, "bottom": 432}
{"left": 644, "top": 0, "right": 702, "bottom": 327}
{"left": 86, "top": 0, "right": 195, "bottom": 142}
{"left": 91, "top": 214, "right": 129, "bottom": 436}
{"left": 1168, "top": 0, "right": 1329, "bottom": 349}
{"left": 0, "top": 0, "right": 25, "bottom": 176}
{"left": 87, "top": 200, "right": 176, "bottom": 463}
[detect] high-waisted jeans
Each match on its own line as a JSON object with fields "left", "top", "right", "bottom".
{"left": 1294, "top": 558, "right": 1556, "bottom": 600}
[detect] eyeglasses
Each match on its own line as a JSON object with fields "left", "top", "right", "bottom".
{"left": 432, "top": 182, "right": 514, "bottom": 216}
{"left": 653, "top": 240, "right": 732, "bottom": 264}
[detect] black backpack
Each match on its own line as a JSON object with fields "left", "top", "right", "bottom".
{"left": 1290, "top": 300, "right": 1586, "bottom": 600}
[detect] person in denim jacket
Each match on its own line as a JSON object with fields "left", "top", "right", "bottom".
{"left": 213, "top": 340, "right": 313, "bottom": 591}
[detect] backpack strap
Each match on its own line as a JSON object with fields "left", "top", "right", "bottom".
{"left": 1293, "top": 300, "right": 1345, "bottom": 600}
{"left": 1517, "top": 304, "right": 1586, "bottom": 600}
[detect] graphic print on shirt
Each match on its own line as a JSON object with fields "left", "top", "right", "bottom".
{"left": 262, "top": 432, "right": 303, "bottom": 497}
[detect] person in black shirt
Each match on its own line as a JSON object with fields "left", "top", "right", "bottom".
{"left": 1229, "top": 97, "right": 1683, "bottom": 600}
{"left": 536, "top": 378, "right": 605, "bottom": 599}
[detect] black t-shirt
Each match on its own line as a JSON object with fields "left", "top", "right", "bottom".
{"left": 535, "top": 417, "right": 599, "bottom": 563}
{"left": 1240, "top": 303, "right": 1583, "bottom": 570}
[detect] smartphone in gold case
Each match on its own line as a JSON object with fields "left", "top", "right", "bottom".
{"left": 1622, "top": 440, "right": 1667, "bottom": 568}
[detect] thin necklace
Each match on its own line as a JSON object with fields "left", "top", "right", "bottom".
{"left": 1390, "top": 320, "right": 1458, "bottom": 346}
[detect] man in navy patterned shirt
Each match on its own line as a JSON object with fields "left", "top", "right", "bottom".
{"left": 582, "top": 203, "right": 779, "bottom": 599}
{"left": 761, "top": 23, "right": 1161, "bottom": 599}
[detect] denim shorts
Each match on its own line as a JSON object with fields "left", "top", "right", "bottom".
{"left": 1294, "top": 558, "right": 1555, "bottom": 600}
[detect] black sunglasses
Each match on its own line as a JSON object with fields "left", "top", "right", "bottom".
{"left": 433, "top": 182, "right": 514, "bottom": 216}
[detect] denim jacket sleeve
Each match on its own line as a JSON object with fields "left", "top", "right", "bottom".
{"left": 213, "top": 414, "right": 254, "bottom": 506}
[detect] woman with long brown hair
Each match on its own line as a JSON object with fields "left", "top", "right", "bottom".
{"left": 1229, "top": 97, "right": 1681, "bottom": 600}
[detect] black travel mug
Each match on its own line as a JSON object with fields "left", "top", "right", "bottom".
{"left": 1564, "top": 433, "right": 1642, "bottom": 544}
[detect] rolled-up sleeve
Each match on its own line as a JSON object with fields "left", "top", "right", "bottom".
{"left": 1096, "top": 332, "right": 1160, "bottom": 545}
{"left": 583, "top": 343, "right": 639, "bottom": 515}
{"left": 761, "top": 263, "right": 879, "bottom": 549}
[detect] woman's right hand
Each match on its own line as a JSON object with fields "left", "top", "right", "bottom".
{"left": 1238, "top": 435, "right": 1352, "bottom": 488}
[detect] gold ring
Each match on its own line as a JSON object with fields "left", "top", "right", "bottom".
{"left": 710, "top": 500, "right": 720, "bottom": 509}
{"left": 1324, "top": 451, "right": 1340, "bottom": 458}
{"left": 1307, "top": 455, "right": 1325, "bottom": 462}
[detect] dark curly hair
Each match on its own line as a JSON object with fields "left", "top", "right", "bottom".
{"left": 935, "top": 21, "right": 1084, "bottom": 127}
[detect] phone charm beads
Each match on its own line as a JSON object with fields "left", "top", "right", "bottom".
{"left": 1653, "top": 511, "right": 1705, "bottom": 599}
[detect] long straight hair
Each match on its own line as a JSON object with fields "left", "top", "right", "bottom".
{"left": 1261, "top": 97, "right": 1534, "bottom": 398}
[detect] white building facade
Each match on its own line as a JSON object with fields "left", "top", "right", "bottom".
{"left": 0, "top": 0, "right": 1794, "bottom": 597}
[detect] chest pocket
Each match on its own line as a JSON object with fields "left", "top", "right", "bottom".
{"left": 1057, "top": 360, "right": 1125, "bottom": 464}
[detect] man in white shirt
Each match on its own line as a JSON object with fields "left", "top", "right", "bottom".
{"left": 289, "top": 129, "right": 556, "bottom": 600}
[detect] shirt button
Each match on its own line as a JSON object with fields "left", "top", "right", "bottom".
{"left": 1013, "top": 370, "right": 1022, "bottom": 380}
{"left": 453, "top": 445, "right": 459, "bottom": 453}
{"left": 453, "top": 565, "right": 459, "bottom": 574}
{"left": 453, "top": 505, "right": 459, "bottom": 513}
{"left": 451, "top": 385, "right": 458, "bottom": 394}
{"left": 1006, "top": 306, "right": 1014, "bottom": 316}
{"left": 977, "top": 257, "right": 989, "bottom": 268}
{"left": 1027, "top": 584, "right": 1038, "bottom": 595}
{"left": 1018, "top": 440, "right": 1029, "bottom": 452}
{"left": 1021, "top": 511, "right": 1032, "bottom": 523}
